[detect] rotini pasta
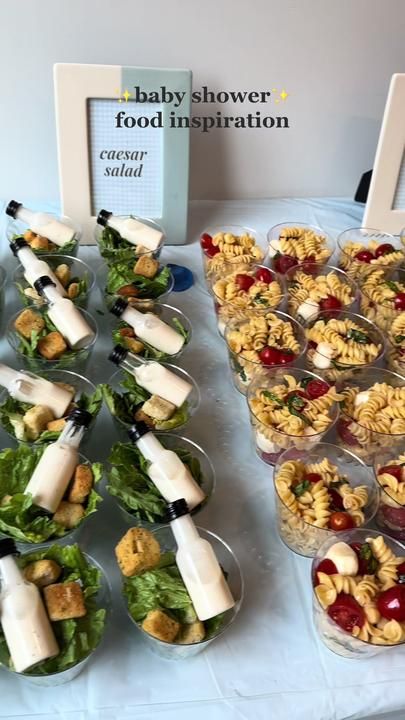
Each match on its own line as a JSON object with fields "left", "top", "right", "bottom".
{"left": 287, "top": 266, "right": 355, "bottom": 321}
{"left": 375, "top": 454, "right": 405, "bottom": 507}
{"left": 338, "top": 236, "right": 404, "bottom": 283}
{"left": 269, "top": 226, "right": 332, "bottom": 272}
{"left": 212, "top": 267, "right": 284, "bottom": 333}
{"left": 202, "top": 230, "right": 265, "bottom": 280}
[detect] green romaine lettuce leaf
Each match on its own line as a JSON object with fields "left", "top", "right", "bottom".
{"left": 106, "top": 264, "right": 171, "bottom": 299}
{"left": 97, "top": 226, "right": 137, "bottom": 264}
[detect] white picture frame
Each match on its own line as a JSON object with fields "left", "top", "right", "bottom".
{"left": 363, "top": 73, "right": 405, "bottom": 234}
{"left": 54, "top": 63, "right": 191, "bottom": 244}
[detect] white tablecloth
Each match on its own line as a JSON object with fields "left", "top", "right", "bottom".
{"left": 1, "top": 198, "right": 405, "bottom": 720}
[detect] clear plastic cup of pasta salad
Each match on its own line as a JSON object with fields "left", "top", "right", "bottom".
{"left": 0, "top": 544, "right": 111, "bottom": 685}
{"left": 200, "top": 224, "right": 266, "bottom": 287}
{"left": 210, "top": 263, "right": 285, "bottom": 337}
{"left": 374, "top": 448, "right": 405, "bottom": 541}
{"left": 224, "top": 310, "right": 307, "bottom": 395}
{"left": 247, "top": 367, "right": 341, "bottom": 466}
{"left": 274, "top": 442, "right": 378, "bottom": 558}
{"left": 284, "top": 262, "right": 358, "bottom": 322}
{"left": 0, "top": 368, "right": 102, "bottom": 447}
{"left": 304, "top": 310, "right": 385, "bottom": 383}
{"left": 96, "top": 260, "right": 174, "bottom": 308}
{"left": 121, "top": 525, "right": 243, "bottom": 660}
{"left": 311, "top": 528, "right": 405, "bottom": 658}
{"left": 6, "top": 214, "right": 81, "bottom": 257}
{"left": 266, "top": 222, "right": 335, "bottom": 275}
{"left": 102, "top": 368, "right": 200, "bottom": 436}
{"left": 337, "top": 228, "right": 402, "bottom": 283}
{"left": 94, "top": 215, "right": 165, "bottom": 265}
{"left": 13, "top": 255, "right": 96, "bottom": 310}
{"left": 106, "top": 434, "right": 215, "bottom": 529}
{"left": 336, "top": 366, "right": 405, "bottom": 464}
{"left": 7, "top": 304, "right": 98, "bottom": 374}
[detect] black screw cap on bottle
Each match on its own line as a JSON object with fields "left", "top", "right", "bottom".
{"left": 128, "top": 422, "right": 150, "bottom": 444}
{"left": 67, "top": 408, "right": 92, "bottom": 428}
{"left": 110, "top": 297, "right": 128, "bottom": 317}
{"left": 0, "top": 538, "right": 18, "bottom": 559}
{"left": 109, "top": 345, "right": 128, "bottom": 366}
{"left": 33, "top": 276, "right": 56, "bottom": 296}
{"left": 5, "top": 200, "right": 22, "bottom": 218}
{"left": 96, "top": 209, "right": 112, "bottom": 227}
{"left": 9, "top": 237, "right": 29, "bottom": 256}
{"left": 166, "top": 498, "right": 190, "bottom": 522}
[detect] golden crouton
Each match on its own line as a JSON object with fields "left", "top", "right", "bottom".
{"left": 46, "top": 418, "right": 66, "bottom": 433}
{"left": 1, "top": 495, "right": 12, "bottom": 506}
{"left": 142, "top": 609, "right": 180, "bottom": 642}
{"left": 14, "top": 308, "right": 45, "bottom": 339}
{"left": 30, "top": 236, "right": 50, "bottom": 251}
{"left": 37, "top": 332, "right": 67, "bottom": 360}
{"left": 67, "top": 464, "right": 93, "bottom": 504}
{"left": 23, "top": 230, "right": 37, "bottom": 243}
{"left": 67, "top": 283, "right": 79, "bottom": 299}
{"left": 24, "top": 287, "right": 43, "bottom": 305}
{"left": 134, "top": 255, "right": 159, "bottom": 279}
{"left": 176, "top": 621, "right": 206, "bottom": 644}
{"left": 134, "top": 408, "right": 155, "bottom": 428}
{"left": 141, "top": 395, "right": 176, "bottom": 421}
{"left": 115, "top": 527, "right": 160, "bottom": 577}
{"left": 44, "top": 581, "right": 87, "bottom": 620}
{"left": 23, "top": 405, "right": 54, "bottom": 440}
{"left": 23, "top": 559, "right": 61, "bottom": 588}
{"left": 55, "top": 263, "right": 71, "bottom": 287}
{"left": 124, "top": 338, "right": 145, "bottom": 354}
{"left": 53, "top": 501, "right": 84, "bottom": 529}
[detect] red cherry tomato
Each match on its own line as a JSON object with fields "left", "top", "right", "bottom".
{"left": 381, "top": 504, "right": 405, "bottom": 530}
{"left": 286, "top": 389, "right": 307, "bottom": 401}
{"left": 319, "top": 295, "right": 342, "bottom": 312}
{"left": 397, "top": 561, "right": 405, "bottom": 575}
{"left": 308, "top": 340, "right": 317, "bottom": 350}
{"left": 377, "top": 585, "right": 405, "bottom": 622}
{"left": 394, "top": 293, "right": 405, "bottom": 311}
{"left": 337, "top": 418, "right": 359, "bottom": 447}
{"left": 304, "top": 379, "right": 330, "bottom": 399}
{"left": 354, "top": 250, "right": 375, "bottom": 263}
{"left": 375, "top": 243, "right": 395, "bottom": 258}
{"left": 314, "top": 558, "right": 337, "bottom": 585}
{"left": 205, "top": 244, "right": 220, "bottom": 257}
{"left": 378, "top": 465, "right": 403, "bottom": 481}
{"left": 329, "top": 488, "right": 344, "bottom": 510}
{"left": 305, "top": 472, "right": 322, "bottom": 484}
{"left": 273, "top": 254, "right": 297, "bottom": 274}
{"left": 258, "top": 346, "right": 282, "bottom": 365}
{"left": 305, "top": 255, "right": 316, "bottom": 263}
{"left": 235, "top": 274, "right": 255, "bottom": 292}
{"left": 278, "top": 350, "right": 295, "bottom": 364}
{"left": 255, "top": 267, "right": 274, "bottom": 284}
{"left": 328, "top": 512, "right": 355, "bottom": 531}
{"left": 328, "top": 593, "right": 365, "bottom": 632}
{"left": 200, "top": 232, "right": 213, "bottom": 249}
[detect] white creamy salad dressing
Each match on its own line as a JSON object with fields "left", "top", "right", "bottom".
{"left": 97, "top": 210, "right": 163, "bottom": 252}
{"left": 120, "top": 304, "right": 184, "bottom": 356}
{"left": 36, "top": 278, "right": 95, "bottom": 350}
{"left": 9, "top": 203, "right": 75, "bottom": 247}
{"left": 116, "top": 350, "right": 192, "bottom": 407}
{"left": 11, "top": 240, "right": 67, "bottom": 296}
{"left": 0, "top": 363, "right": 73, "bottom": 417}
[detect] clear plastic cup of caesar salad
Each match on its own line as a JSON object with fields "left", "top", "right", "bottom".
{"left": 106, "top": 434, "right": 215, "bottom": 529}
{"left": 0, "top": 445, "right": 103, "bottom": 550}
{"left": 96, "top": 260, "right": 174, "bottom": 309}
{"left": 94, "top": 215, "right": 165, "bottom": 265}
{"left": 0, "top": 369, "right": 102, "bottom": 447}
{"left": 0, "top": 544, "right": 111, "bottom": 685}
{"left": 6, "top": 213, "right": 81, "bottom": 257}
{"left": 274, "top": 442, "right": 378, "bottom": 558}
{"left": 118, "top": 524, "right": 243, "bottom": 660}
{"left": 13, "top": 255, "right": 96, "bottom": 309}
{"left": 311, "top": 528, "right": 405, "bottom": 659}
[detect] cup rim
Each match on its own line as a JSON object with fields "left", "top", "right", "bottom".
{"left": 0, "top": 265, "right": 7, "bottom": 290}
{"left": 267, "top": 221, "right": 334, "bottom": 249}
{"left": 12, "top": 255, "right": 97, "bottom": 297}
{"left": 211, "top": 263, "right": 286, "bottom": 308}
{"left": 285, "top": 261, "right": 358, "bottom": 295}
{"left": 337, "top": 227, "right": 399, "bottom": 258}
{"left": 304, "top": 310, "right": 386, "bottom": 367}
{"left": 94, "top": 215, "right": 166, "bottom": 255}
{"left": 373, "top": 451, "right": 405, "bottom": 508}
{"left": 224, "top": 309, "right": 307, "bottom": 366}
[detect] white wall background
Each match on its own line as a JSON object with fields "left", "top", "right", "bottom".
{"left": 0, "top": 0, "right": 404, "bottom": 202}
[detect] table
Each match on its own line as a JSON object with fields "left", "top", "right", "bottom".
{"left": 1, "top": 198, "right": 405, "bottom": 720}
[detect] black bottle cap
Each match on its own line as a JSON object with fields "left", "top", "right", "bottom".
{"left": 109, "top": 345, "right": 128, "bottom": 366}
{"left": 128, "top": 422, "right": 150, "bottom": 443}
{"left": 166, "top": 499, "right": 190, "bottom": 522}
{"left": 67, "top": 408, "right": 92, "bottom": 428}
{"left": 5, "top": 200, "right": 22, "bottom": 218}
{"left": 9, "top": 237, "right": 29, "bottom": 256}
{"left": 110, "top": 297, "right": 128, "bottom": 317}
{"left": 33, "top": 276, "right": 56, "bottom": 296}
{"left": 97, "top": 209, "right": 112, "bottom": 227}
{"left": 0, "top": 538, "right": 18, "bottom": 559}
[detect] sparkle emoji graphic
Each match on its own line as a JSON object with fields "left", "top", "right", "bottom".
{"left": 272, "top": 88, "right": 289, "bottom": 104}
{"left": 116, "top": 88, "right": 132, "bottom": 103}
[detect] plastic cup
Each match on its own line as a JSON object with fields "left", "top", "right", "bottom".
{"left": 224, "top": 310, "right": 307, "bottom": 395}
{"left": 113, "top": 302, "right": 192, "bottom": 362}
{"left": 6, "top": 214, "right": 81, "bottom": 257}
{"left": 0, "top": 547, "right": 111, "bottom": 685}
{"left": 96, "top": 262, "right": 174, "bottom": 308}
{"left": 285, "top": 262, "right": 358, "bottom": 321}
{"left": 94, "top": 216, "right": 165, "bottom": 265}
{"left": 247, "top": 367, "right": 340, "bottom": 465}
{"left": 336, "top": 366, "right": 405, "bottom": 463}
{"left": 267, "top": 222, "right": 335, "bottom": 272}
{"left": 12, "top": 255, "right": 96, "bottom": 309}
{"left": 304, "top": 310, "right": 386, "bottom": 383}
{"left": 337, "top": 228, "right": 402, "bottom": 283}
{"left": 108, "top": 434, "right": 215, "bottom": 528}
{"left": 374, "top": 448, "right": 405, "bottom": 540}
{"left": 124, "top": 525, "right": 243, "bottom": 660}
{"left": 274, "top": 443, "right": 378, "bottom": 557}
{"left": 200, "top": 224, "right": 266, "bottom": 288}
{"left": 211, "top": 263, "right": 285, "bottom": 337}
{"left": 7, "top": 304, "right": 98, "bottom": 373}
{"left": 0, "top": 369, "right": 99, "bottom": 446}
{"left": 311, "top": 528, "right": 405, "bottom": 658}
{"left": 0, "top": 265, "right": 6, "bottom": 315}
{"left": 105, "top": 366, "right": 200, "bottom": 434}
